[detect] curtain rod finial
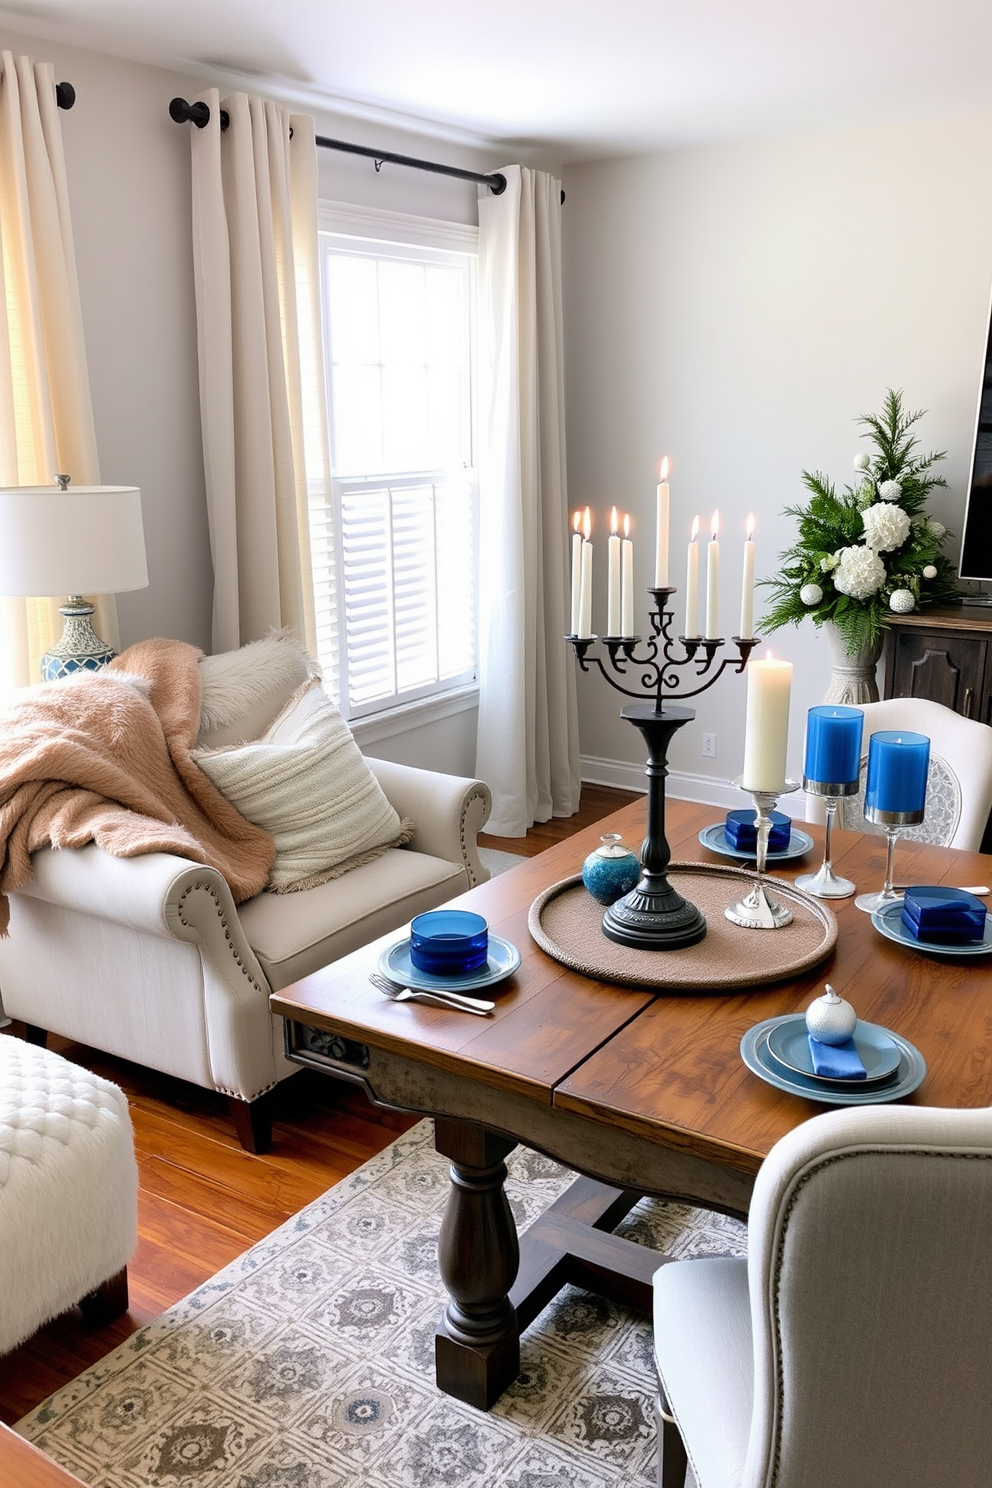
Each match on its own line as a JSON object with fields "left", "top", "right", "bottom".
{"left": 55, "top": 81, "right": 75, "bottom": 110}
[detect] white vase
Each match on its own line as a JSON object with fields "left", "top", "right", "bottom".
{"left": 822, "top": 621, "right": 882, "bottom": 705}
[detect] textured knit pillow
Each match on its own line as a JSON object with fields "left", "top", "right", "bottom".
{"left": 193, "top": 680, "right": 412, "bottom": 891}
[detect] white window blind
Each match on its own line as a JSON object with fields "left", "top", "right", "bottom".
{"left": 313, "top": 206, "right": 478, "bottom": 721}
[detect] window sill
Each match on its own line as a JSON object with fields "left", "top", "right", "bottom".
{"left": 349, "top": 684, "right": 479, "bottom": 748}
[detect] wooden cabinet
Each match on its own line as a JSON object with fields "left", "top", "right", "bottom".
{"left": 884, "top": 605, "right": 992, "bottom": 725}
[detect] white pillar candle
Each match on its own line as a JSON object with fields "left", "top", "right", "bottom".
{"left": 739, "top": 513, "right": 756, "bottom": 639}
{"left": 621, "top": 513, "right": 634, "bottom": 637}
{"left": 741, "top": 652, "right": 793, "bottom": 793}
{"left": 655, "top": 456, "right": 670, "bottom": 587}
{"left": 607, "top": 506, "right": 621, "bottom": 636}
{"left": 578, "top": 507, "right": 593, "bottom": 639}
{"left": 570, "top": 511, "right": 582, "bottom": 635}
{"left": 685, "top": 515, "right": 700, "bottom": 637}
{"left": 705, "top": 509, "right": 720, "bottom": 639}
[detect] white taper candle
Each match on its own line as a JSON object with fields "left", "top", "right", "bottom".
{"left": 655, "top": 457, "right": 670, "bottom": 587}
{"left": 739, "top": 513, "right": 756, "bottom": 639}
{"left": 570, "top": 511, "right": 582, "bottom": 635}
{"left": 607, "top": 507, "right": 621, "bottom": 636}
{"left": 578, "top": 507, "right": 593, "bottom": 639}
{"left": 705, "top": 509, "right": 720, "bottom": 639}
{"left": 621, "top": 513, "right": 634, "bottom": 638}
{"left": 685, "top": 515, "right": 700, "bottom": 637}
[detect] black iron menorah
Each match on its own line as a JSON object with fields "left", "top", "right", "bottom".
{"left": 568, "top": 587, "right": 757, "bottom": 951}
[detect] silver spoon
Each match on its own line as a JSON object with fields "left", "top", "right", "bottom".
{"left": 368, "top": 972, "right": 495, "bottom": 1015}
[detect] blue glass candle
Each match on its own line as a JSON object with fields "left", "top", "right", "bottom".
{"left": 803, "top": 705, "right": 863, "bottom": 787}
{"left": 864, "top": 731, "right": 930, "bottom": 815}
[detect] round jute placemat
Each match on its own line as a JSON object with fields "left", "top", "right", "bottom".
{"left": 528, "top": 862, "right": 838, "bottom": 991}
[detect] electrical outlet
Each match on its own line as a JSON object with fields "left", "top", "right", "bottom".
{"left": 702, "top": 732, "right": 717, "bottom": 759}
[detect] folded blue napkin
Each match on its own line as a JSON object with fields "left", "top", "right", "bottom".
{"left": 725, "top": 809, "right": 791, "bottom": 853}
{"left": 901, "top": 886, "right": 987, "bottom": 945}
{"left": 807, "top": 1035, "right": 867, "bottom": 1080}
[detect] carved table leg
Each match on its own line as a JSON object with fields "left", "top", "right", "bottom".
{"left": 433, "top": 1117, "right": 520, "bottom": 1410}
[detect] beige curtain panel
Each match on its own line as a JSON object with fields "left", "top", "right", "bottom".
{"left": 0, "top": 51, "right": 114, "bottom": 687}
{"left": 190, "top": 89, "right": 328, "bottom": 655}
{"left": 475, "top": 164, "right": 581, "bottom": 836}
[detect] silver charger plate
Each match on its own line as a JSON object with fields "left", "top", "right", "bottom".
{"left": 740, "top": 1014, "right": 926, "bottom": 1105}
{"left": 698, "top": 823, "right": 814, "bottom": 863}
{"left": 765, "top": 1015, "right": 901, "bottom": 1084}
{"left": 871, "top": 899, "right": 992, "bottom": 957}
{"left": 378, "top": 933, "right": 521, "bottom": 992}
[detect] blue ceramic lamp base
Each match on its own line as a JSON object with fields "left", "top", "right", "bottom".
{"left": 41, "top": 596, "right": 117, "bottom": 682}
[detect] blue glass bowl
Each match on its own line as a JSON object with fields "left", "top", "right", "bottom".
{"left": 410, "top": 910, "right": 489, "bottom": 976}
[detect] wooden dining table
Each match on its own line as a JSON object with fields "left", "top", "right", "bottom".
{"left": 272, "top": 795, "right": 992, "bottom": 1409}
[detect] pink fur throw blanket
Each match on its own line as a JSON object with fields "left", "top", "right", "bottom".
{"left": 0, "top": 638, "right": 275, "bottom": 934}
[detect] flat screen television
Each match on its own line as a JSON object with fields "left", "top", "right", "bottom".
{"left": 959, "top": 291, "right": 992, "bottom": 587}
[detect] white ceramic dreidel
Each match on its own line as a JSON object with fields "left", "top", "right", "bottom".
{"left": 805, "top": 984, "right": 857, "bottom": 1046}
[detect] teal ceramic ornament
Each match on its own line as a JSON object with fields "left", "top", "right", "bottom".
{"left": 582, "top": 833, "right": 640, "bottom": 906}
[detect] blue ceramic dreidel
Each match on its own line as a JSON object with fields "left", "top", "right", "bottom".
{"left": 582, "top": 833, "right": 641, "bottom": 906}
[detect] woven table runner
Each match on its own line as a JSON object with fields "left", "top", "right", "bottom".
{"left": 528, "top": 862, "right": 837, "bottom": 991}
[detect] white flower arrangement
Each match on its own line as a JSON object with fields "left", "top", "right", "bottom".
{"left": 761, "top": 390, "right": 958, "bottom": 654}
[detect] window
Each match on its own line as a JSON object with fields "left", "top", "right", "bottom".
{"left": 312, "top": 204, "right": 478, "bottom": 722}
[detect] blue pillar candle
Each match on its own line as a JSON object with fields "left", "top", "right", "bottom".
{"left": 864, "top": 731, "right": 930, "bottom": 815}
{"left": 803, "top": 705, "right": 864, "bottom": 787}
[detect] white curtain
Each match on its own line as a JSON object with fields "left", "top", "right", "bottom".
{"left": 0, "top": 52, "right": 114, "bottom": 688}
{"left": 190, "top": 90, "right": 329, "bottom": 654}
{"left": 475, "top": 165, "right": 581, "bottom": 836}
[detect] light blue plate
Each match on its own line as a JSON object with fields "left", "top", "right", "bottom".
{"left": 765, "top": 1016, "right": 902, "bottom": 1084}
{"left": 741, "top": 1014, "right": 926, "bottom": 1105}
{"left": 871, "top": 899, "right": 992, "bottom": 957}
{"left": 378, "top": 933, "right": 520, "bottom": 992}
{"left": 699, "top": 823, "right": 814, "bottom": 863}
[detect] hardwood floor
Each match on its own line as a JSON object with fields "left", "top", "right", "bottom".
{"left": 0, "top": 782, "right": 639, "bottom": 1427}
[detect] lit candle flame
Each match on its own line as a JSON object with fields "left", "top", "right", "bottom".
{"left": 710, "top": 509, "right": 720, "bottom": 541}
{"left": 659, "top": 456, "right": 670, "bottom": 483}
{"left": 623, "top": 513, "right": 631, "bottom": 539}
{"left": 746, "top": 512, "right": 756, "bottom": 539}
{"left": 573, "top": 511, "right": 581, "bottom": 533}
{"left": 610, "top": 505, "right": 618, "bottom": 535}
{"left": 583, "top": 507, "right": 591, "bottom": 541}
{"left": 690, "top": 514, "right": 700, "bottom": 542}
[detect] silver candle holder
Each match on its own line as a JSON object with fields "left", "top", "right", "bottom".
{"left": 853, "top": 803, "right": 925, "bottom": 913}
{"left": 725, "top": 778, "right": 800, "bottom": 929}
{"left": 795, "top": 776, "right": 860, "bottom": 899}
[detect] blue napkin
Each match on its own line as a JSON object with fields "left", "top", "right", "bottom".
{"left": 807, "top": 1035, "right": 867, "bottom": 1080}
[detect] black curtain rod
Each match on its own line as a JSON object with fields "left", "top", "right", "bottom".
{"left": 169, "top": 97, "right": 507, "bottom": 195}
{"left": 56, "top": 81, "right": 75, "bottom": 110}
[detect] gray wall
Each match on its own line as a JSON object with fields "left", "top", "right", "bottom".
{"left": 561, "top": 113, "right": 992, "bottom": 805}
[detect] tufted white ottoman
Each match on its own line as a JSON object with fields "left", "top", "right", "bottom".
{"left": 0, "top": 1037, "right": 138, "bottom": 1354}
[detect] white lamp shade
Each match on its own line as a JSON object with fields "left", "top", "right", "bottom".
{"left": 0, "top": 485, "right": 148, "bottom": 597}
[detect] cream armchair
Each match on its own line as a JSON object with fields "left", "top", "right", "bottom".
{"left": 0, "top": 643, "right": 491, "bottom": 1152}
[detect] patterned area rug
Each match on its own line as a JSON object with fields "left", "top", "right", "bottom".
{"left": 17, "top": 1121, "right": 746, "bottom": 1488}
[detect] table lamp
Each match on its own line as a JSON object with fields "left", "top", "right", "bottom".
{"left": 0, "top": 475, "right": 147, "bottom": 680}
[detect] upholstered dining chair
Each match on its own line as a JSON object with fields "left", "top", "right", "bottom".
{"left": 652, "top": 1103, "right": 992, "bottom": 1488}
{"left": 810, "top": 696, "right": 992, "bottom": 851}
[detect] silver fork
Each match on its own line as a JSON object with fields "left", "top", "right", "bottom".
{"left": 369, "top": 972, "right": 495, "bottom": 1015}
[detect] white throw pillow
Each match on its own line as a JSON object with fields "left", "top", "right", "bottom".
{"left": 193, "top": 681, "right": 412, "bottom": 891}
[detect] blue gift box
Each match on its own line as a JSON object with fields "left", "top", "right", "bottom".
{"left": 900, "top": 886, "right": 988, "bottom": 945}
{"left": 725, "top": 809, "right": 791, "bottom": 853}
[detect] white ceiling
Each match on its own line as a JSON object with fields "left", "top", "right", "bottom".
{"left": 6, "top": 0, "right": 992, "bottom": 160}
